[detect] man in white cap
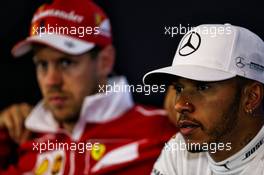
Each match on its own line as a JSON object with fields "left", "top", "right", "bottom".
{"left": 144, "top": 24, "right": 264, "bottom": 175}
{"left": 0, "top": 0, "right": 175, "bottom": 174}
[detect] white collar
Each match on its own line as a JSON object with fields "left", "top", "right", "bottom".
{"left": 207, "top": 125, "right": 264, "bottom": 174}
{"left": 25, "top": 76, "right": 134, "bottom": 140}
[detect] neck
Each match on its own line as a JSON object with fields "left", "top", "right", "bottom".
{"left": 209, "top": 116, "right": 264, "bottom": 162}
{"left": 62, "top": 122, "right": 76, "bottom": 134}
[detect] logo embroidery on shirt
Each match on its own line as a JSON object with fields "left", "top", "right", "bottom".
{"left": 51, "top": 154, "right": 63, "bottom": 174}
{"left": 35, "top": 158, "right": 49, "bottom": 175}
{"left": 243, "top": 139, "right": 264, "bottom": 160}
{"left": 34, "top": 150, "right": 65, "bottom": 175}
{"left": 91, "top": 143, "right": 106, "bottom": 161}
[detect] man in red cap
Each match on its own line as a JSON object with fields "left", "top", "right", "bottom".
{"left": 0, "top": 0, "right": 175, "bottom": 174}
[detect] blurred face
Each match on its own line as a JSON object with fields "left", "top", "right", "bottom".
{"left": 34, "top": 47, "right": 99, "bottom": 123}
{"left": 171, "top": 78, "right": 241, "bottom": 152}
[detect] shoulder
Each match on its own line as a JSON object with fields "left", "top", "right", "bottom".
{"left": 128, "top": 104, "right": 167, "bottom": 117}
{"left": 104, "top": 104, "right": 175, "bottom": 139}
{"left": 152, "top": 133, "right": 208, "bottom": 175}
{"left": 121, "top": 104, "right": 176, "bottom": 132}
{"left": 151, "top": 134, "right": 183, "bottom": 175}
{"left": 117, "top": 104, "right": 171, "bottom": 125}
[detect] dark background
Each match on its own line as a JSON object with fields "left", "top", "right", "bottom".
{"left": 0, "top": 0, "right": 263, "bottom": 109}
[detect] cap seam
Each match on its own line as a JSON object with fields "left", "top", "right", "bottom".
{"left": 226, "top": 26, "right": 238, "bottom": 74}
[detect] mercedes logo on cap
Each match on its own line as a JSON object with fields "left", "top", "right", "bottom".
{"left": 235, "top": 57, "right": 245, "bottom": 68}
{"left": 179, "top": 32, "right": 201, "bottom": 56}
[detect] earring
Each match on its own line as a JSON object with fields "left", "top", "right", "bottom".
{"left": 246, "top": 108, "right": 253, "bottom": 115}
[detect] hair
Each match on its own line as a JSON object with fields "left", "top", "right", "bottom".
{"left": 235, "top": 76, "right": 264, "bottom": 110}
{"left": 88, "top": 46, "right": 101, "bottom": 60}
{"left": 235, "top": 76, "right": 256, "bottom": 88}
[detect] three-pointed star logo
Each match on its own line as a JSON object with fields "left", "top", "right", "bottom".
{"left": 235, "top": 57, "right": 246, "bottom": 68}
{"left": 179, "top": 32, "right": 201, "bottom": 56}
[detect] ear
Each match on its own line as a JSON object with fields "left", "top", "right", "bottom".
{"left": 96, "top": 45, "right": 115, "bottom": 77}
{"left": 242, "top": 82, "right": 263, "bottom": 113}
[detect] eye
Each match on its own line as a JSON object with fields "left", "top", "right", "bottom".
{"left": 34, "top": 60, "right": 48, "bottom": 71}
{"left": 173, "top": 84, "right": 184, "bottom": 93}
{"left": 59, "top": 58, "right": 74, "bottom": 68}
{"left": 197, "top": 83, "right": 210, "bottom": 91}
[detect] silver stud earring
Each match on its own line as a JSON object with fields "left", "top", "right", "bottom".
{"left": 246, "top": 108, "right": 253, "bottom": 115}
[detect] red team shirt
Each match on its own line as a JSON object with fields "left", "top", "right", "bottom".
{"left": 0, "top": 77, "right": 175, "bottom": 175}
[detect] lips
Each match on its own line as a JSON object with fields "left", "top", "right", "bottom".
{"left": 177, "top": 120, "right": 201, "bottom": 136}
{"left": 48, "top": 95, "right": 68, "bottom": 106}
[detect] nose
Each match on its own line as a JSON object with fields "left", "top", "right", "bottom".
{"left": 174, "top": 98, "right": 195, "bottom": 114}
{"left": 44, "top": 65, "right": 63, "bottom": 87}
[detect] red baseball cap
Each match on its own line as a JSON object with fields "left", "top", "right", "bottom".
{"left": 12, "top": 0, "right": 112, "bottom": 57}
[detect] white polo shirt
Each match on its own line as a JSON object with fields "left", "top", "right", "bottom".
{"left": 152, "top": 126, "right": 264, "bottom": 175}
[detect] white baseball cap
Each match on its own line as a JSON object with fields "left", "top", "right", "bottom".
{"left": 143, "top": 24, "right": 264, "bottom": 84}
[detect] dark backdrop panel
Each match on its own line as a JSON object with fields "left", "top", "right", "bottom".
{"left": 0, "top": 0, "right": 263, "bottom": 109}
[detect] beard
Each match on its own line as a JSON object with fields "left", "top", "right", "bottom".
{"left": 44, "top": 99, "right": 81, "bottom": 123}
{"left": 43, "top": 86, "right": 82, "bottom": 124}
{"left": 186, "top": 89, "right": 242, "bottom": 153}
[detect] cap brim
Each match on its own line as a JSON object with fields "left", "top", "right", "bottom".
{"left": 143, "top": 65, "right": 236, "bottom": 85}
{"left": 12, "top": 34, "right": 95, "bottom": 57}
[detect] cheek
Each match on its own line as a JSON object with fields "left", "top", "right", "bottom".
{"left": 165, "top": 89, "right": 178, "bottom": 125}
{"left": 195, "top": 94, "right": 233, "bottom": 129}
{"left": 65, "top": 68, "right": 97, "bottom": 100}
{"left": 37, "top": 74, "right": 46, "bottom": 95}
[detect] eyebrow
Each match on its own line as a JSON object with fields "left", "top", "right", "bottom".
{"left": 171, "top": 79, "right": 213, "bottom": 87}
{"left": 32, "top": 55, "right": 39, "bottom": 63}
